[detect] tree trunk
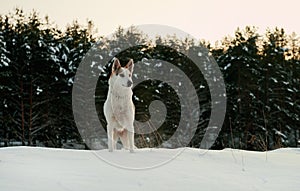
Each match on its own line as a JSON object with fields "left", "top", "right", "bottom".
{"left": 20, "top": 79, "right": 25, "bottom": 146}
{"left": 28, "top": 79, "right": 33, "bottom": 146}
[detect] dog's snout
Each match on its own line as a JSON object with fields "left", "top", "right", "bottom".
{"left": 127, "top": 80, "right": 133, "bottom": 87}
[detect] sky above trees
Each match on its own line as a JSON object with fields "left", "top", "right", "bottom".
{"left": 1, "top": 0, "right": 300, "bottom": 43}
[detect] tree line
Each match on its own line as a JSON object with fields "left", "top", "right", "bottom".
{"left": 0, "top": 9, "right": 299, "bottom": 150}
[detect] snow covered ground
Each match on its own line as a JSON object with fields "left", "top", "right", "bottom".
{"left": 0, "top": 147, "right": 299, "bottom": 191}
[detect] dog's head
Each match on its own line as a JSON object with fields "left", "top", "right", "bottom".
{"left": 109, "top": 58, "right": 134, "bottom": 88}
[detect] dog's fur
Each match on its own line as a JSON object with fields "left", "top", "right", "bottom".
{"left": 104, "top": 58, "right": 135, "bottom": 152}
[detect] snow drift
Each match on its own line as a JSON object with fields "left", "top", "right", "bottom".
{"left": 0, "top": 147, "right": 299, "bottom": 191}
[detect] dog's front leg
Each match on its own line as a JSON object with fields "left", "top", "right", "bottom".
{"left": 128, "top": 129, "right": 135, "bottom": 153}
{"left": 107, "top": 128, "right": 114, "bottom": 152}
{"left": 119, "top": 129, "right": 129, "bottom": 150}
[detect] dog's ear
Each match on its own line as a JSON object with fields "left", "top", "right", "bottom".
{"left": 112, "top": 58, "right": 121, "bottom": 74}
{"left": 125, "top": 59, "right": 134, "bottom": 73}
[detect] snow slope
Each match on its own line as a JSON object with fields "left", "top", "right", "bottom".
{"left": 0, "top": 147, "right": 299, "bottom": 191}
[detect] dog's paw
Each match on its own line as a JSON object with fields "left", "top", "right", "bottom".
{"left": 130, "top": 149, "right": 134, "bottom": 153}
{"left": 108, "top": 149, "right": 113, "bottom": 152}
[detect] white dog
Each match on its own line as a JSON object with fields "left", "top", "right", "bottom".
{"left": 104, "top": 58, "right": 135, "bottom": 152}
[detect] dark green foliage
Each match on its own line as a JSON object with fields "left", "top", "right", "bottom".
{"left": 211, "top": 27, "right": 300, "bottom": 150}
{"left": 0, "top": 9, "right": 94, "bottom": 147}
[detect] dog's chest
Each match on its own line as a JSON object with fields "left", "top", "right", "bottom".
{"left": 108, "top": 97, "right": 134, "bottom": 127}
{"left": 112, "top": 100, "right": 131, "bottom": 113}
{"left": 108, "top": 91, "right": 133, "bottom": 114}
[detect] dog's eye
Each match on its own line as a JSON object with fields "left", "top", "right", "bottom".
{"left": 119, "top": 73, "right": 125, "bottom": 77}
